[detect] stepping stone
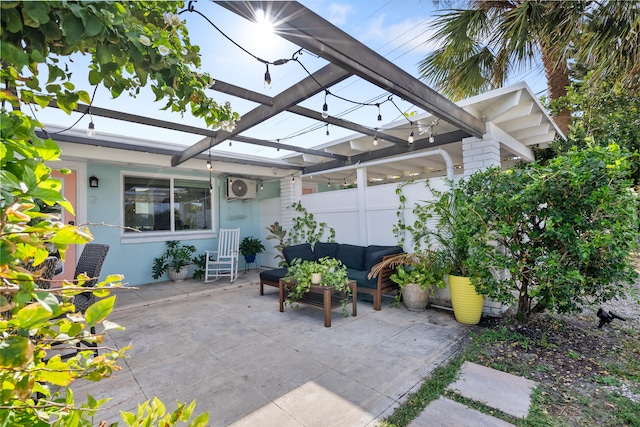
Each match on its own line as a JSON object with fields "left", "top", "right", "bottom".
{"left": 409, "top": 397, "right": 515, "bottom": 427}
{"left": 447, "top": 361, "right": 537, "bottom": 419}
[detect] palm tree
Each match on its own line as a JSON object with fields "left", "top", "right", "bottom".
{"left": 418, "top": 1, "right": 638, "bottom": 135}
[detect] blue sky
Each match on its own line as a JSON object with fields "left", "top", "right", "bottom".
{"left": 39, "top": 1, "right": 547, "bottom": 159}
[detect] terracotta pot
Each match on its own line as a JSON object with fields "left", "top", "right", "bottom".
{"left": 449, "top": 274, "right": 484, "bottom": 324}
{"left": 402, "top": 283, "right": 430, "bottom": 311}
{"left": 168, "top": 265, "right": 189, "bottom": 282}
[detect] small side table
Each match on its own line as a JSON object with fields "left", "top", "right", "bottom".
{"left": 279, "top": 279, "right": 357, "bottom": 327}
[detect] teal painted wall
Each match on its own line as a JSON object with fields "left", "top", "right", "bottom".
{"left": 86, "top": 164, "right": 264, "bottom": 287}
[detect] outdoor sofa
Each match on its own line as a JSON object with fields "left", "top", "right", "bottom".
{"left": 259, "top": 242, "right": 403, "bottom": 310}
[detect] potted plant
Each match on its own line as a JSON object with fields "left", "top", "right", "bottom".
{"left": 370, "top": 251, "right": 446, "bottom": 311}
{"left": 151, "top": 240, "right": 197, "bottom": 282}
{"left": 284, "top": 256, "right": 351, "bottom": 312}
{"left": 411, "top": 183, "right": 483, "bottom": 323}
{"left": 239, "top": 236, "right": 266, "bottom": 264}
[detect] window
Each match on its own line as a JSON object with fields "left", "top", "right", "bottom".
{"left": 123, "top": 175, "right": 212, "bottom": 234}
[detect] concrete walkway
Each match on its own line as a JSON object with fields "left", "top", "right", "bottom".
{"left": 71, "top": 270, "right": 468, "bottom": 426}
{"left": 409, "top": 361, "right": 537, "bottom": 426}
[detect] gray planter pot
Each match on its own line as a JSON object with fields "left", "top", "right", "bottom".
{"left": 402, "top": 283, "right": 430, "bottom": 311}
{"left": 168, "top": 265, "right": 190, "bottom": 282}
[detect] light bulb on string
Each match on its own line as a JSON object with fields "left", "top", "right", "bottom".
{"left": 206, "top": 159, "right": 212, "bottom": 170}
{"left": 327, "top": 179, "right": 331, "bottom": 188}
{"left": 260, "top": 180, "right": 264, "bottom": 190}
{"left": 87, "top": 121, "right": 95, "bottom": 136}
{"left": 264, "top": 63, "right": 271, "bottom": 87}
{"left": 373, "top": 135, "right": 378, "bottom": 146}
{"left": 408, "top": 130, "right": 414, "bottom": 144}
{"left": 326, "top": 124, "right": 330, "bottom": 136}
{"left": 321, "top": 90, "right": 329, "bottom": 118}
{"left": 376, "top": 103, "right": 382, "bottom": 122}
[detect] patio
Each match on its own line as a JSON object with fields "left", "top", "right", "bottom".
{"left": 71, "top": 270, "right": 466, "bottom": 426}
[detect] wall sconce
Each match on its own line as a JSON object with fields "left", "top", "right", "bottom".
{"left": 89, "top": 176, "right": 99, "bottom": 188}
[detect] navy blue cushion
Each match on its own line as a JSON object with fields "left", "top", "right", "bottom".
{"left": 364, "top": 246, "right": 403, "bottom": 272}
{"left": 346, "top": 268, "right": 378, "bottom": 289}
{"left": 283, "top": 243, "right": 315, "bottom": 265}
{"left": 336, "top": 244, "right": 366, "bottom": 270}
{"left": 259, "top": 267, "right": 288, "bottom": 283}
{"left": 314, "top": 242, "right": 339, "bottom": 259}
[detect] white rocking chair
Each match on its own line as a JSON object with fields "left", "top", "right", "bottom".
{"left": 204, "top": 228, "right": 240, "bottom": 283}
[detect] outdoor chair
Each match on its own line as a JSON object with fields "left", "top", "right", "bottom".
{"left": 205, "top": 228, "right": 240, "bottom": 283}
{"left": 25, "top": 256, "right": 59, "bottom": 290}
{"left": 68, "top": 243, "right": 110, "bottom": 357}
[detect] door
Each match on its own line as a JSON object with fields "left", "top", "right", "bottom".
{"left": 51, "top": 170, "right": 77, "bottom": 283}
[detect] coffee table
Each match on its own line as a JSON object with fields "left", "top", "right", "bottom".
{"left": 279, "top": 279, "right": 357, "bottom": 327}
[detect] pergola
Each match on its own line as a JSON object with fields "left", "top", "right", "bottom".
{"left": 43, "top": 1, "right": 558, "bottom": 187}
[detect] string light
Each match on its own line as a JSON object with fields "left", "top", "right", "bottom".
{"left": 264, "top": 63, "right": 271, "bottom": 87}
{"left": 327, "top": 179, "right": 331, "bottom": 188}
{"left": 206, "top": 159, "right": 212, "bottom": 170}
{"left": 408, "top": 122, "right": 415, "bottom": 144}
{"left": 377, "top": 103, "right": 382, "bottom": 122}
{"left": 260, "top": 180, "right": 264, "bottom": 190}
{"left": 229, "top": 140, "right": 232, "bottom": 147}
{"left": 321, "top": 90, "right": 329, "bottom": 119}
{"left": 373, "top": 135, "right": 379, "bottom": 146}
{"left": 325, "top": 124, "right": 330, "bottom": 136}
{"left": 87, "top": 108, "right": 95, "bottom": 136}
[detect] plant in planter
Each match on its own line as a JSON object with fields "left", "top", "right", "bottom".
{"left": 239, "top": 236, "right": 266, "bottom": 264}
{"left": 151, "top": 240, "right": 198, "bottom": 282}
{"left": 284, "top": 257, "right": 351, "bottom": 313}
{"left": 394, "top": 180, "right": 483, "bottom": 323}
{"left": 370, "top": 251, "right": 446, "bottom": 311}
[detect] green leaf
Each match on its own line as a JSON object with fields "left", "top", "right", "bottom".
{"left": 88, "top": 69, "right": 102, "bottom": 85}
{"left": 60, "top": 12, "right": 84, "bottom": 45}
{"left": 22, "top": 0, "right": 50, "bottom": 27}
{"left": 3, "top": 7, "right": 22, "bottom": 33}
{"left": 0, "top": 336, "right": 34, "bottom": 368}
{"left": 84, "top": 296, "right": 116, "bottom": 327}
{"left": 0, "top": 40, "right": 29, "bottom": 68}
{"left": 16, "top": 302, "right": 53, "bottom": 329}
{"left": 37, "top": 356, "right": 73, "bottom": 386}
{"left": 190, "top": 412, "right": 210, "bottom": 427}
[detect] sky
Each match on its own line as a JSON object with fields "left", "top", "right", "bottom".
{"left": 37, "top": 0, "right": 548, "bottom": 160}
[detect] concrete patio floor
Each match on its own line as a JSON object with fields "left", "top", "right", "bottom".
{"left": 71, "top": 269, "right": 467, "bottom": 426}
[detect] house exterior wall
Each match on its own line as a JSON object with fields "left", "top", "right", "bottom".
{"left": 78, "top": 163, "right": 267, "bottom": 287}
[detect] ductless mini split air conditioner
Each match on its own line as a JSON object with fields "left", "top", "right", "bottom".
{"left": 226, "top": 178, "right": 256, "bottom": 200}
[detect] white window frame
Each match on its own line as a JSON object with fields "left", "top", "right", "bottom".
{"left": 120, "top": 171, "right": 217, "bottom": 244}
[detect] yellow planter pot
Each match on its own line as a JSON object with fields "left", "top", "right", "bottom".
{"left": 449, "top": 275, "right": 484, "bottom": 325}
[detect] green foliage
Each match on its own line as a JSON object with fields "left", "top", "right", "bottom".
{"left": 284, "top": 257, "right": 351, "bottom": 310}
{"left": 288, "top": 202, "right": 336, "bottom": 246}
{"left": 0, "top": 1, "right": 239, "bottom": 130}
{"left": 550, "top": 75, "right": 640, "bottom": 184}
{"left": 239, "top": 236, "right": 266, "bottom": 257}
{"left": 2, "top": 2, "right": 214, "bottom": 424}
{"left": 120, "top": 397, "right": 209, "bottom": 427}
{"left": 151, "top": 240, "right": 198, "bottom": 280}
{"left": 419, "top": 1, "right": 639, "bottom": 101}
{"left": 459, "top": 144, "right": 639, "bottom": 322}
{"left": 389, "top": 251, "right": 446, "bottom": 291}
{"left": 191, "top": 253, "right": 206, "bottom": 281}
{"left": 265, "top": 221, "right": 287, "bottom": 266}
{"left": 404, "top": 181, "right": 474, "bottom": 277}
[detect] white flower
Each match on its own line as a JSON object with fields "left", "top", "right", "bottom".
{"left": 163, "top": 12, "right": 180, "bottom": 27}
{"left": 157, "top": 45, "right": 171, "bottom": 56}
{"left": 138, "top": 35, "right": 151, "bottom": 46}
{"left": 221, "top": 120, "right": 235, "bottom": 132}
